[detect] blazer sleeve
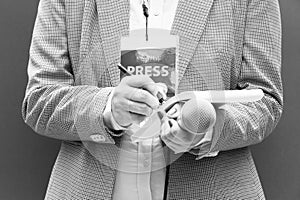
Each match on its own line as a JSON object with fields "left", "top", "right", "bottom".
{"left": 194, "top": 0, "right": 283, "bottom": 156}
{"left": 22, "top": 0, "right": 117, "bottom": 144}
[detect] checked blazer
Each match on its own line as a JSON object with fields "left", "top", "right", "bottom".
{"left": 22, "top": 0, "right": 283, "bottom": 199}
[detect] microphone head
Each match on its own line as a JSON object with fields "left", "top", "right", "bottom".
{"left": 179, "top": 97, "right": 216, "bottom": 134}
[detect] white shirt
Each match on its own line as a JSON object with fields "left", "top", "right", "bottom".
{"left": 129, "top": 0, "right": 179, "bottom": 30}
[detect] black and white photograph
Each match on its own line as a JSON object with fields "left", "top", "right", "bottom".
{"left": 0, "top": 0, "right": 299, "bottom": 199}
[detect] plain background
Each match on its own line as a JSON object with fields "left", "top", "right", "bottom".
{"left": 0, "top": 0, "right": 299, "bottom": 199}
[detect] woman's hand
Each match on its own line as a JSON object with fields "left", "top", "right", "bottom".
{"left": 111, "top": 75, "right": 165, "bottom": 127}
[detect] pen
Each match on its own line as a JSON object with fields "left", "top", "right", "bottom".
{"left": 117, "top": 63, "right": 165, "bottom": 104}
{"left": 117, "top": 63, "right": 132, "bottom": 76}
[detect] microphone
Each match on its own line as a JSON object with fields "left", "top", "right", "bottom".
{"left": 178, "top": 97, "right": 216, "bottom": 134}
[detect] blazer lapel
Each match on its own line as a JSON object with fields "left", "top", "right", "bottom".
{"left": 171, "top": 0, "right": 214, "bottom": 85}
{"left": 95, "top": 0, "right": 130, "bottom": 87}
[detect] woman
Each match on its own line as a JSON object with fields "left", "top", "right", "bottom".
{"left": 22, "top": 0, "right": 283, "bottom": 199}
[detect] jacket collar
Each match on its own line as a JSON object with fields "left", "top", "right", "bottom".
{"left": 95, "top": 0, "right": 213, "bottom": 87}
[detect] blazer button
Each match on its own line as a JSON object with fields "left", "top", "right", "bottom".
{"left": 90, "top": 134, "right": 106, "bottom": 143}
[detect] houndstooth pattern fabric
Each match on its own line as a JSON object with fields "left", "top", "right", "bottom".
{"left": 22, "top": 0, "right": 283, "bottom": 199}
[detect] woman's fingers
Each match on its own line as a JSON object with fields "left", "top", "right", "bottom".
{"left": 112, "top": 75, "right": 161, "bottom": 126}
{"left": 127, "top": 87, "right": 159, "bottom": 109}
